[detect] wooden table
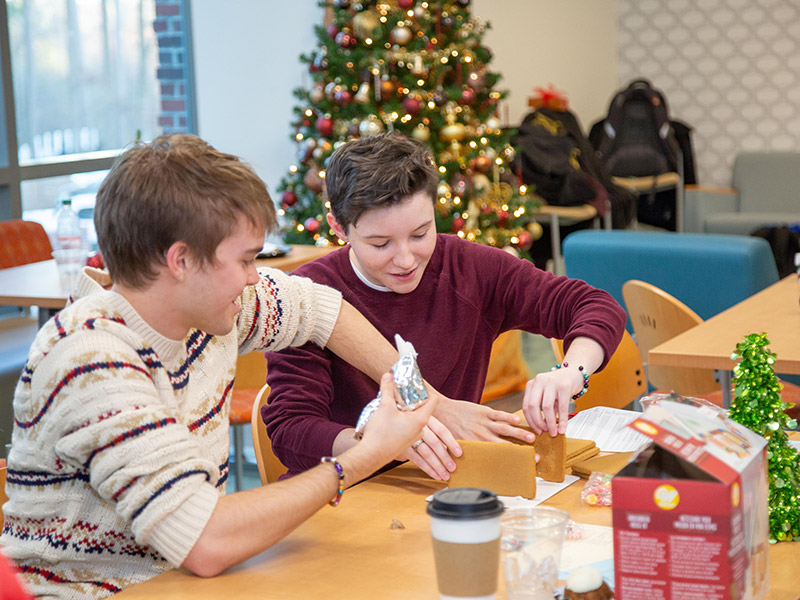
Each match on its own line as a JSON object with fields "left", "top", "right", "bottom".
{"left": 649, "top": 275, "right": 800, "bottom": 406}
{"left": 110, "top": 457, "right": 800, "bottom": 600}
{"left": 0, "top": 245, "right": 336, "bottom": 326}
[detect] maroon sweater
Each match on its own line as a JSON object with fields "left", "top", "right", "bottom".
{"left": 264, "top": 234, "right": 626, "bottom": 476}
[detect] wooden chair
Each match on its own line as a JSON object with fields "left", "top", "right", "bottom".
{"left": 480, "top": 330, "right": 530, "bottom": 404}
{"left": 250, "top": 384, "right": 287, "bottom": 485}
{"left": 623, "top": 279, "right": 800, "bottom": 412}
{"left": 622, "top": 279, "right": 720, "bottom": 398}
{"left": 551, "top": 329, "right": 646, "bottom": 411}
{"left": 229, "top": 352, "right": 268, "bottom": 490}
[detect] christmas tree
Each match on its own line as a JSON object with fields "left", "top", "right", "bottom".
{"left": 727, "top": 332, "right": 800, "bottom": 542}
{"left": 277, "top": 0, "right": 541, "bottom": 257}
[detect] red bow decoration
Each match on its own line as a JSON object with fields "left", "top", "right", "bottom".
{"left": 529, "top": 84, "right": 568, "bottom": 111}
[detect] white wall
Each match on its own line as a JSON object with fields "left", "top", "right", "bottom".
{"left": 191, "top": 2, "right": 324, "bottom": 194}
{"left": 473, "top": 0, "right": 618, "bottom": 130}
{"left": 191, "top": 2, "right": 618, "bottom": 193}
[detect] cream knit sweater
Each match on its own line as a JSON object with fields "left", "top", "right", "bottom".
{"left": 0, "top": 266, "right": 341, "bottom": 599}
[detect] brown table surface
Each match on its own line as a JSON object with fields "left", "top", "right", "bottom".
{"left": 0, "top": 245, "right": 336, "bottom": 311}
{"left": 113, "top": 432, "right": 800, "bottom": 600}
{"left": 649, "top": 275, "right": 800, "bottom": 375}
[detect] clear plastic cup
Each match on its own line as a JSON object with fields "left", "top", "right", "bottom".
{"left": 500, "top": 507, "right": 570, "bottom": 600}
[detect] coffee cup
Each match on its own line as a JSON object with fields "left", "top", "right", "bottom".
{"left": 427, "top": 487, "right": 505, "bottom": 600}
{"left": 500, "top": 506, "right": 569, "bottom": 600}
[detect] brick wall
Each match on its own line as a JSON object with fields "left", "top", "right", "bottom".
{"left": 154, "top": 0, "right": 193, "bottom": 134}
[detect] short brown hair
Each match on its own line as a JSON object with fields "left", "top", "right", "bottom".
{"left": 324, "top": 133, "right": 438, "bottom": 231}
{"left": 95, "top": 134, "right": 276, "bottom": 288}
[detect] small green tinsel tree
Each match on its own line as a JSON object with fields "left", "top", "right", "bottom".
{"left": 728, "top": 332, "right": 800, "bottom": 543}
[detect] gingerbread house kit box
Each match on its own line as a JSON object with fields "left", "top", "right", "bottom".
{"left": 612, "top": 398, "right": 769, "bottom": 600}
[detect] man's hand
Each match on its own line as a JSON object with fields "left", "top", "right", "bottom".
{"left": 433, "top": 396, "right": 536, "bottom": 444}
{"left": 395, "top": 416, "right": 461, "bottom": 481}
{"left": 522, "top": 369, "right": 579, "bottom": 437}
{"left": 358, "top": 373, "right": 439, "bottom": 467}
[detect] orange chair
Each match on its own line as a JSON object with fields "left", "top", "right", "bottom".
{"left": 229, "top": 352, "right": 268, "bottom": 490}
{"left": 0, "top": 220, "right": 53, "bottom": 269}
{"left": 551, "top": 330, "right": 647, "bottom": 412}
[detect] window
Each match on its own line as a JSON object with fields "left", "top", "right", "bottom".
{"left": 9, "top": 0, "right": 160, "bottom": 166}
{"left": 0, "top": 0, "right": 194, "bottom": 239}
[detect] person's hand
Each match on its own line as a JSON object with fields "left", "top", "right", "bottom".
{"left": 395, "top": 416, "right": 462, "bottom": 481}
{"left": 433, "top": 397, "right": 536, "bottom": 444}
{"left": 522, "top": 368, "right": 582, "bottom": 436}
{"left": 358, "top": 373, "right": 439, "bottom": 466}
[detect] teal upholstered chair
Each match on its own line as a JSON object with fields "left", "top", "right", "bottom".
{"left": 683, "top": 152, "right": 800, "bottom": 235}
{"left": 562, "top": 230, "right": 779, "bottom": 331}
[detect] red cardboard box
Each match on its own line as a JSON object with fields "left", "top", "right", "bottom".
{"left": 612, "top": 398, "right": 769, "bottom": 600}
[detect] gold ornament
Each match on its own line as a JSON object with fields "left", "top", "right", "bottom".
{"left": 528, "top": 221, "right": 543, "bottom": 241}
{"left": 352, "top": 9, "right": 381, "bottom": 39}
{"left": 485, "top": 116, "right": 501, "bottom": 131}
{"left": 440, "top": 113, "right": 466, "bottom": 142}
{"left": 410, "top": 53, "right": 427, "bottom": 76}
{"left": 354, "top": 82, "right": 372, "bottom": 103}
{"left": 390, "top": 25, "right": 413, "bottom": 45}
{"left": 411, "top": 123, "right": 431, "bottom": 143}
{"left": 359, "top": 115, "right": 384, "bottom": 137}
{"left": 472, "top": 173, "right": 491, "bottom": 194}
{"left": 310, "top": 83, "right": 325, "bottom": 103}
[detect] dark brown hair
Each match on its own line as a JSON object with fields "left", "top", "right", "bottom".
{"left": 94, "top": 134, "right": 276, "bottom": 288}
{"left": 324, "top": 133, "right": 438, "bottom": 231}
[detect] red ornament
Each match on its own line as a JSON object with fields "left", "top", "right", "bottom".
{"left": 327, "top": 23, "right": 339, "bottom": 39}
{"left": 335, "top": 32, "right": 356, "bottom": 48}
{"left": 451, "top": 216, "right": 465, "bottom": 232}
{"left": 459, "top": 87, "right": 477, "bottom": 105}
{"left": 315, "top": 116, "right": 334, "bottom": 137}
{"left": 517, "top": 230, "right": 533, "bottom": 250}
{"left": 497, "top": 210, "right": 508, "bottom": 227}
{"left": 281, "top": 189, "right": 298, "bottom": 208}
{"left": 471, "top": 155, "right": 492, "bottom": 173}
{"left": 334, "top": 89, "right": 353, "bottom": 106}
{"left": 403, "top": 96, "right": 422, "bottom": 115}
{"left": 304, "top": 217, "right": 321, "bottom": 234}
{"left": 304, "top": 169, "right": 325, "bottom": 193}
{"left": 398, "top": 0, "right": 414, "bottom": 8}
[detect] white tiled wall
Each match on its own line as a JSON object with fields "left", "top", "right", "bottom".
{"left": 617, "top": 0, "right": 800, "bottom": 187}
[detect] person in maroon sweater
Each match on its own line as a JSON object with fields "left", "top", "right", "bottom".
{"left": 264, "top": 133, "right": 626, "bottom": 480}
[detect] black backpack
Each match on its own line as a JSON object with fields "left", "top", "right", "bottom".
{"left": 512, "top": 107, "right": 636, "bottom": 228}
{"left": 594, "top": 79, "right": 679, "bottom": 178}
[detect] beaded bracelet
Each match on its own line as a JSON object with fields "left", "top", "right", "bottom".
{"left": 551, "top": 361, "right": 590, "bottom": 400}
{"left": 320, "top": 456, "right": 345, "bottom": 507}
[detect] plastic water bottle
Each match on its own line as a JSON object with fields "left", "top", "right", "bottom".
{"left": 53, "top": 198, "right": 86, "bottom": 290}
{"left": 55, "top": 198, "right": 83, "bottom": 252}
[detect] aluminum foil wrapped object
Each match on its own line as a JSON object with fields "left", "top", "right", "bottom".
{"left": 354, "top": 334, "right": 428, "bottom": 439}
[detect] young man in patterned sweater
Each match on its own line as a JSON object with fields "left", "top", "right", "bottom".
{"left": 0, "top": 135, "right": 438, "bottom": 599}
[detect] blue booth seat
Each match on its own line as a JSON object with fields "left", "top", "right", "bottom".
{"left": 563, "top": 230, "right": 779, "bottom": 331}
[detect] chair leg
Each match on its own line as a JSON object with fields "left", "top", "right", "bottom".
{"left": 233, "top": 425, "right": 244, "bottom": 491}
